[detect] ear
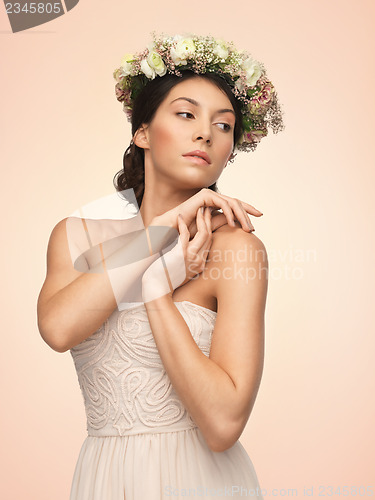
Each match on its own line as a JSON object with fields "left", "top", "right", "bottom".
{"left": 133, "top": 124, "right": 150, "bottom": 150}
{"left": 224, "top": 152, "right": 235, "bottom": 167}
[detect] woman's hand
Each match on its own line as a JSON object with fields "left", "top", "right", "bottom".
{"left": 142, "top": 205, "right": 213, "bottom": 303}
{"left": 190, "top": 208, "right": 247, "bottom": 237}
{"left": 149, "top": 188, "right": 262, "bottom": 239}
{"left": 175, "top": 207, "right": 214, "bottom": 287}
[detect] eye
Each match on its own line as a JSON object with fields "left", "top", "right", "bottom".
{"left": 177, "top": 112, "right": 194, "bottom": 119}
{"left": 177, "top": 112, "right": 232, "bottom": 132}
{"left": 217, "top": 123, "right": 232, "bottom": 132}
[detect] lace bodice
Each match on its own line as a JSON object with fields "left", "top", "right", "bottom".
{"left": 70, "top": 301, "right": 217, "bottom": 437}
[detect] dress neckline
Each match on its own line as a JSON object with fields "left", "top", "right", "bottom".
{"left": 120, "top": 300, "right": 217, "bottom": 316}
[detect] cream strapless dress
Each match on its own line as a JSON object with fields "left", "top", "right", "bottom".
{"left": 69, "top": 300, "right": 264, "bottom": 499}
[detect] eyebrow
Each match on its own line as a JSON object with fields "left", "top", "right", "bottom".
{"left": 170, "top": 97, "right": 235, "bottom": 116}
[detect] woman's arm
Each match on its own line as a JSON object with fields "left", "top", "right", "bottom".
{"left": 143, "top": 224, "right": 268, "bottom": 452}
{"left": 37, "top": 217, "right": 171, "bottom": 352}
{"left": 38, "top": 188, "right": 259, "bottom": 354}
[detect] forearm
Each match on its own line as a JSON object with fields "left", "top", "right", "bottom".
{"left": 41, "top": 219, "right": 172, "bottom": 352}
{"left": 85, "top": 218, "right": 175, "bottom": 275}
{"left": 43, "top": 253, "right": 158, "bottom": 352}
{"left": 143, "top": 293, "right": 239, "bottom": 449}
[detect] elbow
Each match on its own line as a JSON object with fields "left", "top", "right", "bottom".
{"left": 208, "top": 439, "right": 236, "bottom": 454}
{"left": 38, "top": 317, "right": 68, "bottom": 353}
{"left": 51, "top": 341, "right": 69, "bottom": 353}
{"left": 205, "top": 418, "right": 242, "bottom": 453}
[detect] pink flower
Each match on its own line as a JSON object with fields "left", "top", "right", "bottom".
{"left": 248, "top": 80, "right": 275, "bottom": 115}
{"left": 115, "top": 83, "right": 125, "bottom": 102}
{"left": 122, "top": 88, "right": 132, "bottom": 106}
{"left": 244, "top": 129, "right": 268, "bottom": 144}
{"left": 115, "top": 84, "right": 132, "bottom": 106}
{"left": 113, "top": 68, "right": 125, "bottom": 83}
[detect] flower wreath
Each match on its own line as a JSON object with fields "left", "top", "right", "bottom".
{"left": 113, "top": 31, "right": 285, "bottom": 153}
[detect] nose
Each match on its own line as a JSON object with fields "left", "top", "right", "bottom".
{"left": 194, "top": 120, "right": 212, "bottom": 145}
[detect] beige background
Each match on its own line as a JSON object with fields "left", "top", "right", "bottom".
{"left": 1, "top": 0, "right": 374, "bottom": 498}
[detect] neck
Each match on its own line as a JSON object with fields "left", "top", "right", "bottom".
{"left": 138, "top": 154, "right": 212, "bottom": 227}
{"left": 139, "top": 183, "right": 200, "bottom": 228}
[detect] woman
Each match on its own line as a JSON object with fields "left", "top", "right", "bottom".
{"left": 37, "top": 32, "right": 284, "bottom": 499}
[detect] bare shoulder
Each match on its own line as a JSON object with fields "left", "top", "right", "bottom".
{"left": 48, "top": 216, "right": 78, "bottom": 244}
{"left": 43, "top": 216, "right": 89, "bottom": 281}
{"left": 47, "top": 217, "right": 69, "bottom": 257}
{"left": 47, "top": 217, "right": 81, "bottom": 265}
{"left": 204, "top": 220, "right": 268, "bottom": 304}
{"left": 211, "top": 220, "right": 268, "bottom": 260}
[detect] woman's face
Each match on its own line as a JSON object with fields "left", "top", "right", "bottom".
{"left": 134, "top": 77, "right": 236, "bottom": 189}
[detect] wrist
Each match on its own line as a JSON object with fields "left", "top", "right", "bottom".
{"left": 142, "top": 264, "right": 174, "bottom": 304}
{"left": 142, "top": 291, "right": 174, "bottom": 313}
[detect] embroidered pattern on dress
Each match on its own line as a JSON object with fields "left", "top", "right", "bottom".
{"left": 70, "top": 302, "right": 216, "bottom": 436}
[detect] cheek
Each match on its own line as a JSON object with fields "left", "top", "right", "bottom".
{"left": 219, "top": 134, "right": 234, "bottom": 156}
{"left": 150, "top": 122, "right": 176, "bottom": 152}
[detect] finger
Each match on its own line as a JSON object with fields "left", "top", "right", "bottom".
{"left": 204, "top": 206, "right": 212, "bottom": 235}
{"left": 177, "top": 214, "right": 191, "bottom": 246}
{"left": 178, "top": 211, "right": 196, "bottom": 241}
{"left": 213, "top": 194, "right": 254, "bottom": 232}
{"left": 202, "top": 207, "right": 213, "bottom": 259}
{"left": 176, "top": 215, "right": 191, "bottom": 274}
{"left": 213, "top": 192, "right": 263, "bottom": 216}
{"left": 199, "top": 207, "right": 212, "bottom": 245}
{"left": 199, "top": 206, "right": 212, "bottom": 237}
{"left": 188, "top": 206, "right": 211, "bottom": 254}
{"left": 201, "top": 206, "right": 211, "bottom": 234}
{"left": 236, "top": 203, "right": 255, "bottom": 232}
{"left": 234, "top": 199, "right": 255, "bottom": 232}
{"left": 188, "top": 220, "right": 197, "bottom": 240}
{"left": 193, "top": 238, "right": 212, "bottom": 274}
{"left": 208, "top": 193, "right": 262, "bottom": 233}
{"left": 199, "top": 190, "right": 252, "bottom": 230}
{"left": 195, "top": 208, "right": 213, "bottom": 268}
{"left": 183, "top": 209, "right": 213, "bottom": 278}
{"left": 200, "top": 192, "right": 237, "bottom": 228}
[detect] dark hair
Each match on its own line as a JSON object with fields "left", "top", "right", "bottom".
{"left": 113, "top": 70, "right": 244, "bottom": 208}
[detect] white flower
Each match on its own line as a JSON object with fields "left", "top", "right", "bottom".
{"left": 140, "top": 58, "right": 156, "bottom": 79}
{"left": 213, "top": 39, "right": 229, "bottom": 61}
{"left": 170, "top": 37, "right": 196, "bottom": 65}
{"left": 235, "top": 78, "right": 246, "bottom": 92}
{"left": 147, "top": 50, "right": 167, "bottom": 77}
{"left": 119, "top": 53, "right": 133, "bottom": 77}
{"left": 242, "top": 57, "right": 262, "bottom": 87}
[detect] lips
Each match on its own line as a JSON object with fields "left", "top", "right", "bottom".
{"left": 182, "top": 150, "right": 211, "bottom": 164}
